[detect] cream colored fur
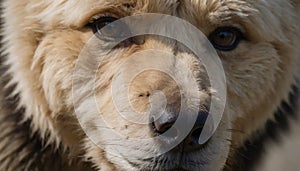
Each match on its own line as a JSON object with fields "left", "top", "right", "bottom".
{"left": 1, "top": 0, "right": 299, "bottom": 170}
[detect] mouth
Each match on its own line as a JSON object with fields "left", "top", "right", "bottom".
{"left": 128, "top": 153, "right": 207, "bottom": 171}
{"left": 117, "top": 108, "right": 213, "bottom": 170}
{"left": 124, "top": 140, "right": 211, "bottom": 171}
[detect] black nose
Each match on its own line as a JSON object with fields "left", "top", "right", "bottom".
{"left": 150, "top": 110, "right": 209, "bottom": 147}
{"left": 151, "top": 111, "right": 177, "bottom": 135}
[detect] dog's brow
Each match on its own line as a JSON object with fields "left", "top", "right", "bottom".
{"left": 36, "top": 0, "right": 135, "bottom": 28}
{"left": 185, "top": 0, "right": 256, "bottom": 24}
{"left": 209, "top": 2, "right": 257, "bottom": 23}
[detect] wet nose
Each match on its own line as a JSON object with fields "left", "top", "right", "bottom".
{"left": 150, "top": 110, "right": 209, "bottom": 147}
{"left": 151, "top": 111, "right": 177, "bottom": 135}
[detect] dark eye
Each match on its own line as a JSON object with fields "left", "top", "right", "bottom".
{"left": 209, "top": 27, "right": 244, "bottom": 51}
{"left": 89, "top": 16, "right": 131, "bottom": 40}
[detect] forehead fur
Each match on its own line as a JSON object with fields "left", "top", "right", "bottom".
{"left": 10, "top": 0, "right": 296, "bottom": 44}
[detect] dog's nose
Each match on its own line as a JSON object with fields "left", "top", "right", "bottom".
{"left": 151, "top": 112, "right": 177, "bottom": 134}
{"left": 150, "top": 110, "right": 209, "bottom": 148}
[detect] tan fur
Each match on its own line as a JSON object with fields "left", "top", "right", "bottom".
{"left": 1, "top": 0, "right": 299, "bottom": 170}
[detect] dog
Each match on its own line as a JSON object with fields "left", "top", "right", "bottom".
{"left": 0, "top": 0, "right": 299, "bottom": 170}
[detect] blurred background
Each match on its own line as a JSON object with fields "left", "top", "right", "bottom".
{"left": 258, "top": 119, "right": 300, "bottom": 171}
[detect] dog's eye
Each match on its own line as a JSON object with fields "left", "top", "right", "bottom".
{"left": 209, "top": 27, "right": 244, "bottom": 51}
{"left": 89, "top": 16, "right": 131, "bottom": 40}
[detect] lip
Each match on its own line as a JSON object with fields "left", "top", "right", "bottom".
{"left": 124, "top": 143, "right": 211, "bottom": 171}
{"left": 135, "top": 156, "right": 207, "bottom": 171}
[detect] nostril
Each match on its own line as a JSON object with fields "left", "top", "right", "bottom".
{"left": 154, "top": 122, "right": 173, "bottom": 134}
{"left": 150, "top": 114, "right": 177, "bottom": 136}
{"left": 191, "top": 126, "right": 204, "bottom": 145}
{"left": 151, "top": 120, "right": 179, "bottom": 139}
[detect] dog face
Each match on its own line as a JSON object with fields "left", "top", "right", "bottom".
{"left": 2, "top": 0, "right": 300, "bottom": 170}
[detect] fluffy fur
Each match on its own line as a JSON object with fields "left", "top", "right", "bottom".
{"left": 0, "top": 0, "right": 299, "bottom": 171}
